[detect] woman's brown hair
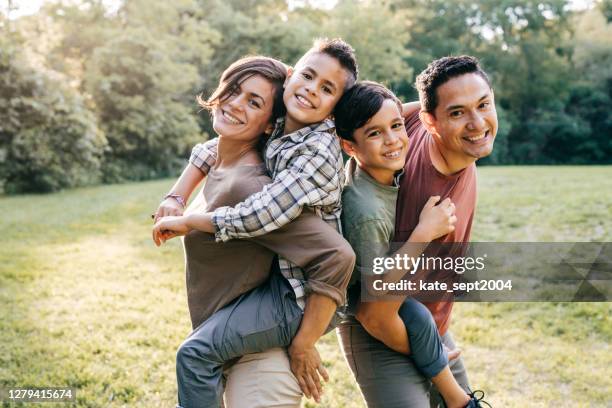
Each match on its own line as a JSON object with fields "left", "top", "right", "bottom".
{"left": 197, "top": 56, "right": 288, "bottom": 125}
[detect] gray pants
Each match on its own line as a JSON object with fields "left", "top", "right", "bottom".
{"left": 176, "top": 272, "right": 303, "bottom": 408}
{"left": 337, "top": 321, "right": 470, "bottom": 408}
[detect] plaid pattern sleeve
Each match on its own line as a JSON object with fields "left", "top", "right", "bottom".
{"left": 188, "top": 137, "right": 218, "bottom": 175}
{"left": 212, "top": 131, "right": 343, "bottom": 242}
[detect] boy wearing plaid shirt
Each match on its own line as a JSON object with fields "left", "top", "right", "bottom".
{"left": 161, "top": 39, "right": 359, "bottom": 407}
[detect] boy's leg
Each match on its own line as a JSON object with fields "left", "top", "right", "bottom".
{"left": 176, "top": 273, "right": 303, "bottom": 408}
{"left": 337, "top": 319, "right": 433, "bottom": 408}
{"left": 223, "top": 348, "right": 302, "bottom": 408}
{"left": 397, "top": 298, "right": 449, "bottom": 379}
{"left": 429, "top": 332, "right": 471, "bottom": 408}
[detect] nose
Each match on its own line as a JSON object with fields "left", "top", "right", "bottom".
{"left": 467, "top": 111, "right": 486, "bottom": 131}
{"left": 304, "top": 83, "right": 317, "bottom": 96}
{"left": 383, "top": 130, "right": 399, "bottom": 145}
{"left": 227, "top": 93, "right": 246, "bottom": 111}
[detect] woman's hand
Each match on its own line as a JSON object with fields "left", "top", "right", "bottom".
{"left": 152, "top": 216, "right": 190, "bottom": 246}
{"left": 414, "top": 196, "right": 457, "bottom": 241}
{"left": 153, "top": 197, "right": 184, "bottom": 223}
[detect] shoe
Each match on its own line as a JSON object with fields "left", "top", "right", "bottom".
{"left": 465, "top": 390, "right": 492, "bottom": 407}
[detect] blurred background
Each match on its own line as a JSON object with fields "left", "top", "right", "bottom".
{"left": 1, "top": 0, "right": 611, "bottom": 194}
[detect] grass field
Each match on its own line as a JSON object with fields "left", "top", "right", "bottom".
{"left": 1, "top": 166, "right": 611, "bottom": 408}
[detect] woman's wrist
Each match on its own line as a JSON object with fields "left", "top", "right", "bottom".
{"left": 164, "top": 193, "right": 186, "bottom": 208}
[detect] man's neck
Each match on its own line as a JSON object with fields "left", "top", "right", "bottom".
{"left": 428, "top": 137, "right": 476, "bottom": 176}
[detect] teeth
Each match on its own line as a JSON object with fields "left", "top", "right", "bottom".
{"left": 223, "top": 111, "right": 242, "bottom": 125}
{"left": 296, "top": 95, "right": 314, "bottom": 108}
{"left": 384, "top": 150, "right": 401, "bottom": 159}
{"left": 466, "top": 132, "right": 487, "bottom": 142}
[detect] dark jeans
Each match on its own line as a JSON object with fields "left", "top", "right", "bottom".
{"left": 176, "top": 272, "right": 303, "bottom": 408}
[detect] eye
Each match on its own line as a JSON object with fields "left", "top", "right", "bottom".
{"left": 368, "top": 130, "right": 381, "bottom": 138}
{"left": 450, "top": 110, "right": 463, "bottom": 118}
{"left": 479, "top": 102, "right": 490, "bottom": 109}
{"left": 322, "top": 85, "right": 333, "bottom": 94}
{"left": 302, "top": 72, "right": 312, "bottom": 80}
{"left": 391, "top": 122, "right": 403, "bottom": 130}
{"left": 248, "top": 99, "right": 261, "bottom": 109}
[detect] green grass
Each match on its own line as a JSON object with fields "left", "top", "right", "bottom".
{"left": 1, "top": 166, "right": 611, "bottom": 407}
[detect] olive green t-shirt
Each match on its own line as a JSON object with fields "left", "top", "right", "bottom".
{"left": 341, "top": 158, "right": 400, "bottom": 314}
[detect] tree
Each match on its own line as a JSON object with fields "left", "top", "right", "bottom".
{"left": 0, "top": 28, "right": 106, "bottom": 193}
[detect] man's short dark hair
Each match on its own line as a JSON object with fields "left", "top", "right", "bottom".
{"left": 306, "top": 38, "right": 359, "bottom": 90}
{"left": 415, "top": 55, "right": 491, "bottom": 113}
{"left": 334, "top": 81, "right": 401, "bottom": 142}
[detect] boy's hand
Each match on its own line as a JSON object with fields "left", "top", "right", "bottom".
{"left": 288, "top": 341, "right": 329, "bottom": 403}
{"left": 152, "top": 216, "right": 190, "bottom": 246}
{"left": 153, "top": 197, "right": 184, "bottom": 222}
{"left": 414, "top": 196, "right": 457, "bottom": 241}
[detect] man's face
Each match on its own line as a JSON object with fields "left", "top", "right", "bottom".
{"left": 283, "top": 52, "right": 348, "bottom": 133}
{"left": 427, "top": 73, "right": 497, "bottom": 160}
{"left": 342, "top": 99, "right": 409, "bottom": 185}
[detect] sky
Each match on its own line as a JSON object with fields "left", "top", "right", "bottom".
{"left": 1, "top": 0, "right": 594, "bottom": 19}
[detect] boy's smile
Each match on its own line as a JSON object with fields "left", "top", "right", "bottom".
{"left": 283, "top": 52, "right": 348, "bottom": 134}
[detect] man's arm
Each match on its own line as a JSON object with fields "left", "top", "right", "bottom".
{"left": 402, "top": 101, "right": 421, "bottom": 119}
{"left": 210, "top": 133, "right": 343, "bottom": 242}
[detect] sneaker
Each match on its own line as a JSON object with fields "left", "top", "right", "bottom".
{"left": 465, "top": 390, "right": 492, "bottom": 407}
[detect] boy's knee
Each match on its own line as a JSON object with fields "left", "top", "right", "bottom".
{"left": 176, "top": 337, "right": 216, "bottom": 371}
{"left": 398, "top": 299, "right": 435, "bottom": 330}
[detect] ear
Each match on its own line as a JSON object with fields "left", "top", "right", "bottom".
{"left": 340, "top": 138, "right": 356, "bottom": 157}
{"left": 284, "top": 66, "right": 294, "bottom": 88}
{"left": 419, "top": 110, "right": 437, "bottom": 134}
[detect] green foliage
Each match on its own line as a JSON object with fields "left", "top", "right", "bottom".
{"left": 0, "top": 31, "right": 106, "bottom": 193}
{"left": 2, "top": 0, "right": 612, "bottom": 192}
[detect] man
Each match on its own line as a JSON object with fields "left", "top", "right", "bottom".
{"left": 342, "top": 56, "right": 497, "bottom": 407}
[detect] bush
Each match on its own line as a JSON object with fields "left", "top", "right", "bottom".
{"left": 0, "top": 36, "right": 106, "bottom": 193}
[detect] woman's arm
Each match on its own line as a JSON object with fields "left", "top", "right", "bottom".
{"left": 153, "top": 138, "right": 218, "bottom": 222}
{"left": 154, "top": 163, "right": 206, "bottom": 221}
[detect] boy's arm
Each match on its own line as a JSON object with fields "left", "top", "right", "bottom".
{"left": 211, "top": 133, "right": 342, "bottom": 242}
{"left": 189, "top": 137, "right": 218, "bottom": 175}
{"left": 344, "top": 218, "right": 428, "bottom": 356}
{"left": 250, "top": 211, "right": 354, "bottom": 305}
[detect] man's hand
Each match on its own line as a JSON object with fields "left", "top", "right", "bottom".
{"left": 152, "top": 216, "right": 190, "bottom": 246}
{"left": 288, "top": 340, "right": 329, "bottom": 403}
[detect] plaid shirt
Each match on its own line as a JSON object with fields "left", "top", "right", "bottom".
{"left": 189, "top": 118, "right": 345, "bottom": 307}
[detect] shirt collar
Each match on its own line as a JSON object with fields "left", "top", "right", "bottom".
{"left": 271, "top": 117, "right": 335, "bottom": 144}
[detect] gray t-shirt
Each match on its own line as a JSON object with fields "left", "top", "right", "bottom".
{"left": 341, "top": 158, "right": 400, "bottom": 313}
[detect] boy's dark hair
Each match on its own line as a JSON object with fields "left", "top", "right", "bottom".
{"left": 415, "top": 55, "right": 491, "bottom": 113}
{"left": 307, "top": 38, "right": 359, "bottom": 90}
{"left": 198, "top": 56, "right": 288, "bottom": 123}
{"left": 334, "top": 81, "right": 401, "bottom": 142}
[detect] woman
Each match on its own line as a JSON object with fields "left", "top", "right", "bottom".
{"left": 152, "top": 56, "right": 353, "bottom": 408}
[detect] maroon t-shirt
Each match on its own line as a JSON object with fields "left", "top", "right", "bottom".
{"left": 394, "top": 110, "right": 477, "bottom": 335}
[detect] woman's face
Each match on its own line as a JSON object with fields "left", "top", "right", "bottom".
{"left": 212, "top": 74, "right": 276, "bottom": 143}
